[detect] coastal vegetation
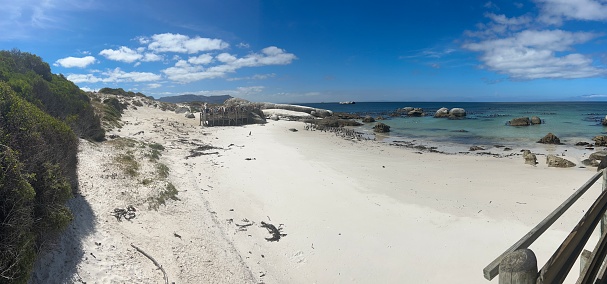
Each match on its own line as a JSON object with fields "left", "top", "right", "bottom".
{"left": 0, "top": 50, "right": 105, "bottom": 283}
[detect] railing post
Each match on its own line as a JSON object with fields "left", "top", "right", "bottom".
{"left": 499, "top": 249, "right": 538, "bottom": 284}
{"left": 602, "top": 169, "right": 607, "bottom": 235}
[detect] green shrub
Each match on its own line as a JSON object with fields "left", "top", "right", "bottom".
{"left": 0, "top": 82, "right": 77, "bottom": 283}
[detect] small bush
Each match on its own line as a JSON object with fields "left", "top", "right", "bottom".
{"left": 156, "top": 163, "right": 169, "bottom": 179}
{"left": 115, "top": 153, "right": 139, "bottom": 177}
{"left": 148, "top": 182, "right": 179, "bottom": 210}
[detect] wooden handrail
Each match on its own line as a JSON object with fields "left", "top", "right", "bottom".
{"left": 536, "top": 188, "right": 607, "bottom": 283}
{"left": 576, "top": 229, "right": 607, "bottom": 284}
{"left": 484, "top": 171, "right": 603, "bottom": 280}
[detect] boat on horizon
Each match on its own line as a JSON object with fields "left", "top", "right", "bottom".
{"left": 339, "top": 101, "right": 356, "bottom": 104}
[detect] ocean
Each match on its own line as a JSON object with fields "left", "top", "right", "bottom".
{"left": 298, "top": 102, "right": 607, "bottom": 150}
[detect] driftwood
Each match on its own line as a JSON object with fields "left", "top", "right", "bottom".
{"left": 260, "top": 221, "right": 287, "bottom": 242}
{"left": 235, "top": 219, "right": 255, "bottom": 231}
{"left": 131, "top": 244, "right": 169, "bottom": 284}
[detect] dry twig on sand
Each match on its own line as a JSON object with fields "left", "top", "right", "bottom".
{"left": 260, "top": 221, "right": 287, "bottom": 242}
{"left": 131, "top": 244, "right": 169, "bottom": 284}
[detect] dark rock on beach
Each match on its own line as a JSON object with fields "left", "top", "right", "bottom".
{"left": 546, "top": 155, "right": 576, "bottom": 168}
{"left": 537, "top": 133, "right": 562, "bottom": 144}
{"left": 469, "top": 146, "right": 485, "bottom": 151}
{"left": 373, "top": 122, "right": 391, "bottom": 133}
{"left": 593, "top": 135, "right": 607, "bottom": 146}
{"left": 308, "top": 117, "right": 362, "bottom": 127}
{"left": 522, "top": 150, "right": 537, "bottom": 165}
{"left": 576, "top": 142, "right": 592, "bottom": 147}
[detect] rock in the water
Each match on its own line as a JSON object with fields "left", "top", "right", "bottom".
{"left": 576, "top": 141, "right": 592, "bottom": 147}
{"left": 537, "top": 133, "right": 561, "bottom": 144}
{"left": 531, "top": 116, "right": 542, "bottom": 125}
{"left": 593, "top": 135, "right": 607, "bottom": 146}
{"left": 434, "top": 107, "right": 449, "bottom": 118}
{"left": 522, "top": 150, "right": 537, "bottom": 165}
{"left": 449, "top": 108, "right": 466, "bottom": 118}
{"left": 402, "top": 107, "right": 414, "bottom": 113}
{"left": 373, "top": 122, "right": 391, "bottom": 133}
{"left": 185, "top": 112, "right": 195, "bottom": 118}
{"left": 407, "top": 108, "right": 424, "bottom": 117}
{"left": 362, "top": 116, "right": 375, "bottom": 123}
{"left": 546, "top": 155, "right": 576, "bottom": 168}
{"left": 509, "top": 117, "right": 530, "bottom": 126}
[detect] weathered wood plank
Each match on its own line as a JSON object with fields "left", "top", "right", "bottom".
{"left": 483, "top": 171, "right": 603, "bottom": 280}
{"left": 576, "top": 230, "right": 607, "bottom": 284}
{"left": 537, "top": 189, "right": 607, "bottom": 283}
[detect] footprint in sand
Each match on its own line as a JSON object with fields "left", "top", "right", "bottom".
{"left": 290, "top": 251, "right": 307, "bottom": 264}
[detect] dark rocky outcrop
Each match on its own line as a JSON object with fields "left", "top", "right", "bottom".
{"left": 407, "top": 108, "right": 425, "bottom": 117}
{"left": 335, "top": 112, "right": 360, "bottom": 119}
{"left": 576, "top": 141, "right": 592, "bottom": 147}
{"left": 522, "top": 150, "right": 537, "bottom": 165}
{"left": 373, "top": 122, "right": 391, "bottom": 133}
{"left": 509, "top": 117, "right": 531, "bottom": 126}
{"left": 469, "top": 146, "right": 485, "bottom": 151}
{"left": 593, "top": 135, "right": 607, "bottom": 146}
{"left": 362, "top": 116, "right": 375, "bottom": 123}
{"left": 537, "top": 133, "right": 562, "bottom": 144}
{"left": 546, "top": 155, "right": 576, "bottom": 168}
{"left": 306, "top": 117, "right": 362, "bottom": 128}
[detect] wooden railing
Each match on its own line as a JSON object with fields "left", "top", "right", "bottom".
{"left": 484, "top": 170, "right": 607, "bottom": 284}
{"left": 199, "top": 106, "right": 258, "bottom": 127}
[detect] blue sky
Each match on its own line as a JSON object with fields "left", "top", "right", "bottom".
{"left": 1, "top": 0, "right": 606, "bottom": 103}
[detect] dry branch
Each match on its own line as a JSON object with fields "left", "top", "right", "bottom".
{"left": 131, "top": 243, "right": 169, "bottom": 284}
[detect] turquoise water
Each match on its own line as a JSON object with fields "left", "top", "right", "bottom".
{"left": 300, "top": 102, "right": 607, "bottom": 148}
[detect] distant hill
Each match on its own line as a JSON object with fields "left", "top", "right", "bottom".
{"left": 158, "top": 94, "right": 232, "bottom": 104}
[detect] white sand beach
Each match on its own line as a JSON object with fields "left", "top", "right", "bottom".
{"left": 31, "top": 99, "right": 603, "bottom": 283}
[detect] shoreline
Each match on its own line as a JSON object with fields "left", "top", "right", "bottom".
{"left": 31, "top": 103, "right": 603, "bottom": 283}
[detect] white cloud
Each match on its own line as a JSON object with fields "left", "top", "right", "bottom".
{"left": 67, "top": 68, "right": 162, "bottom": 83}
{"left": 54, "top": 56, "right": 96, "bottom": 68}
{"left": 188, "top": 54, "right": 214, "bottom": 65}
{"left": 162, "top": 46, "right": 296, "bottom": 83}
{"left": 464, "top": 29, "right": 605, "bottom": 79}
{"left": 227, "top": 73, "right": 276, "bottom": 81}
{"left": 145, "top": 33, "right": 229, "bottom": 54}
{"left": 536, "top": 0, "right": 607, "bottom": 24}
{"left": 142, "top": 53, "right": 163, "bottom": 62}
{"left": 464, "top": 2, "right": 607, "bottom": 80}
{"left": 99, "top": 46, "right": 142, "bottom": 63}
{"left": 0, "top": 0, "right": 97, "bottom": 40}
{"left": 237, "top": 42, "right": 250, "bottom": 49}
{"left": 147, "top": 83, "right": 162, "bottom": 89}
